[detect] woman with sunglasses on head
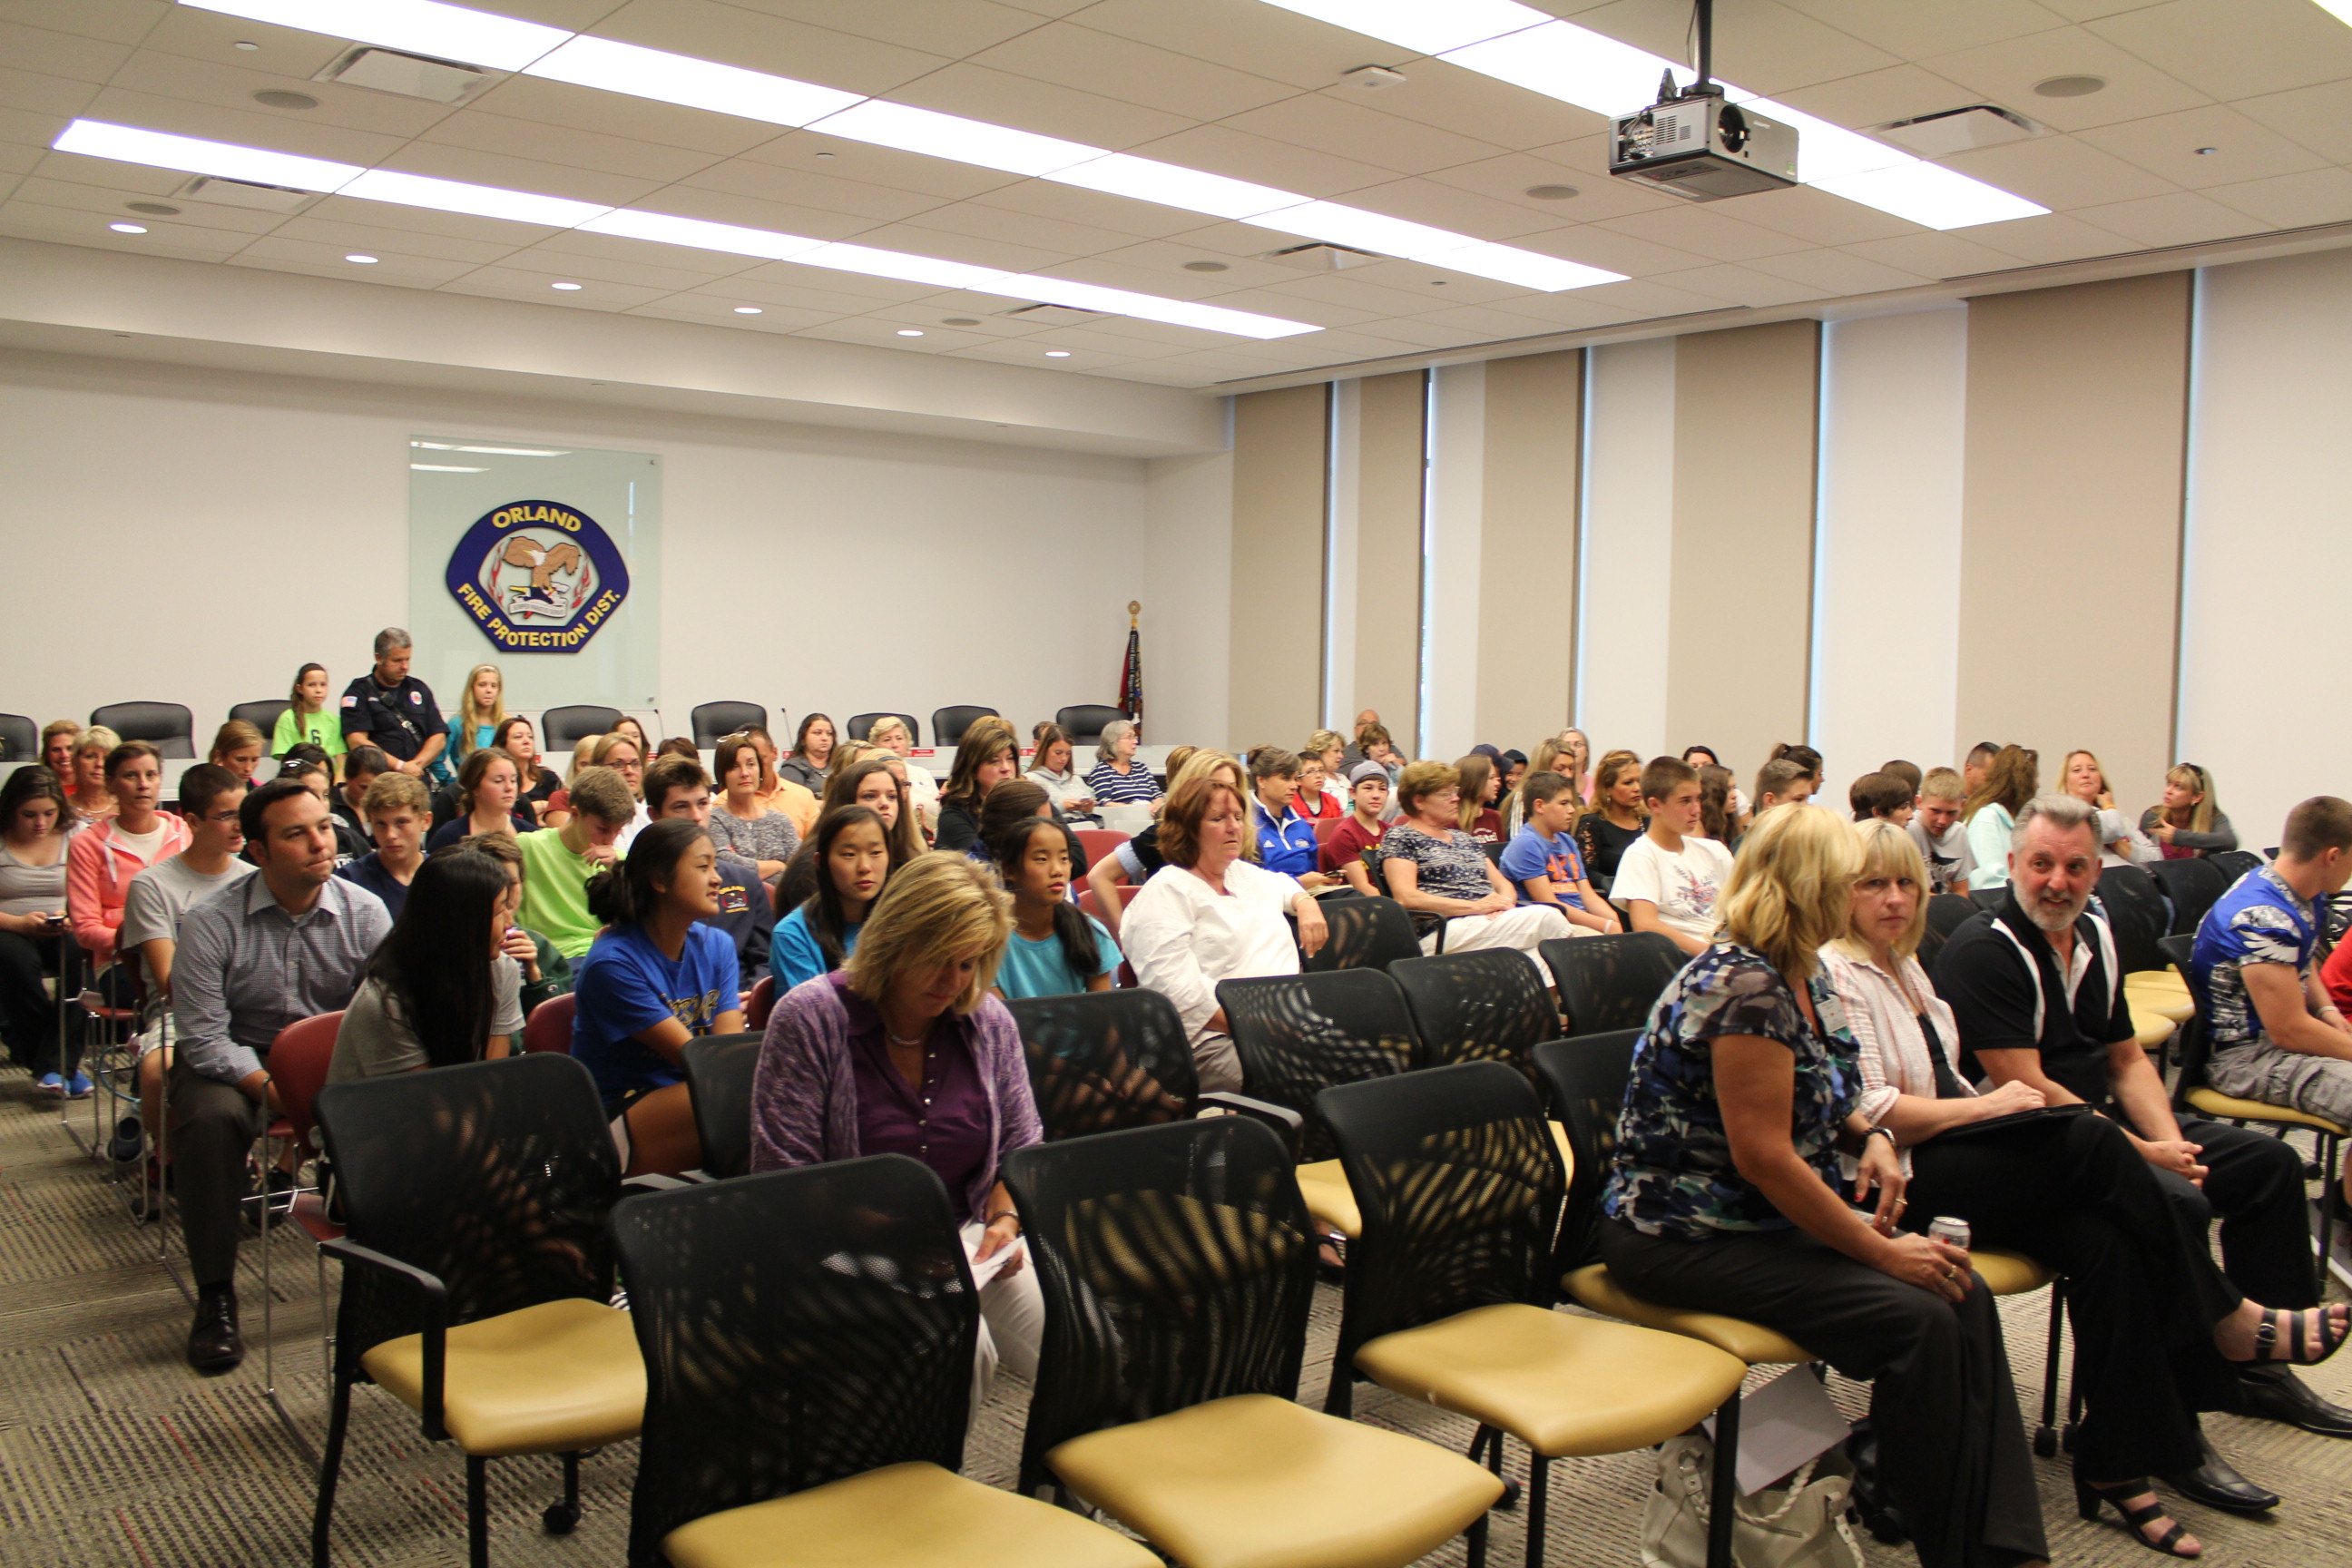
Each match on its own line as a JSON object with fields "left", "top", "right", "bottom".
{"left": 2142, "top": 763, "right": 2237, "bottom": 860}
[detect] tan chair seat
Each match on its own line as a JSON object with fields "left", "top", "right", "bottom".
{"left": 1354, "top": 1302, "right": 1744, "bottom": 1458}
{"left": 1563, "top": 1264, "right": 1813, "bottom": 1365}
{"left": 2128, "top": 1004, "right": 2176, "bottom": 1050}
{"left": 2184, "top": 1086, "right": 2351, "bottom": 1137}
{"left": 1295, "top": 1160, "right": 1360, "bottom": 1240}
{"left": 1048, "top": 1392, "right": 1503, "bottom": 1568}
{"left": 2124, "top": 972, "right": 2193, "bottom": 1024}
{"left": 662, "top": 1460, "right": 1158, "bottom": 1568}
{"left": 361, "top": 1297, "right": 644, "bottom": 1457}
{"left": 1971, "top": 1249, "right": 2053, "bottom": 1297}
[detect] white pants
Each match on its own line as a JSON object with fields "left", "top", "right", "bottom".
{"left": 963, "top": 1219, "right": 1046, "bottom": 1418}
{"left": 1423, "top": 904, "right": 1572, "bottom": 981}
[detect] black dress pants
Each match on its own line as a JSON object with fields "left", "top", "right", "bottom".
{"left": 168, "top": 1054, "right": 266, "bottom": 1289}
{"left": 1902, "top": 1112, "right": 2239, "bottom": 1483}
{"left": 0, "top": 929, "right": 71, "bottom": 1076}
{"left": 1600, "top": 1218, "right": 2046, "bottom": 1568}
{"left": 2145, "top": 1114, "right": 2317, "bottom": 1310}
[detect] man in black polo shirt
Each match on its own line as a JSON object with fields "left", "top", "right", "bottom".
{"left": 1941, "top": 793, "right": 2348, "bottom": 1474}
{"left": 339, "top": 628, "right": 446, "bottom": 781}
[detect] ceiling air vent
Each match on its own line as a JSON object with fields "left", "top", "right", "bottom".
{"left": 1263, "top": 241, "right": 1381, "bottom": 271}
{"left": 318, "top": 45, "right": 495, "bottom": 105}
{"left": 175, "top": 175, "right": 319, "bottom": 214}
{"left": 995, "top": 303, "right": 1104, "bottom": 328}
{"left": 1872, "top": 105, "right": 2037, "bottom": 157}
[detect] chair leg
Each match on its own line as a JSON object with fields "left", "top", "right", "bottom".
{"left": 467, "top": 1455, "right": 490, "bottom": 1568}
{"left": 1469, "top": 1422, "right": 1520, "bottom": 1510}
{"left": 1705, "top": 1390, "right": 1741, "bottom": 1568}
{"left": 1464, "top": 1504, "right": 1489, "bottom": 1568}
{"left": 544, "top": 1451, "right": 581, "bottom": 1534}
{"left": 1524, "top": 1453, "right": 1549, "bottom": 1568}
{"left": 2034, "top": 1282, "right": 2066, "bottom": 1457}
{"left": 310, "top": 1373, "right": 355, "bottom": 1568}
{"left": 2318, "top": 1134, "right": 2342, "bottom": 1297}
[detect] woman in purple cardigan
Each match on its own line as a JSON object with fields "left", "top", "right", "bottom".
{"left": 750, "top": 850, "right": 1044, "bottom": 1393}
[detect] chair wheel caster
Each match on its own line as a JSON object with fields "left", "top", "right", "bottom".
{"left": 543, "top": 1502, "right": 578, "bottom": 1534}
{"left": 1493, "top": 1479, "right": 1520, "bottom": 1511}
{"left": 2032, "top": 1427, "right": 2056, "bottom": 1457}
{"left": 2305, "top": 1161, "right": 2325, "bottom": 1182}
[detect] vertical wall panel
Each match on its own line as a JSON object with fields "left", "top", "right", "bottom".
{"left": 1475, "top": 348, "right": 1583, "bottom": 750}
{"left": 1425, "top": 363, "right": 1485, "bottom": 759}
{"left": 1227, "top": 384, "right": 1328, "bottom": 752}
{"left": 1351, "top": 369, "right": 1428, "bottom": 755}
{"left": 1668, "top": 319, "right": 1821, "bottom": 775}
{"left": 1578, "top": 338, "right": 1676, "bottom": 765}
{"left": 1323, "top": 379, "right": 1359, "bottom": 731}
{"left": 1810, "top": 309, "right": 1966, "bottom": 807}
{"left": 1955, "top": 273, "right": 2190, "bottom": 804}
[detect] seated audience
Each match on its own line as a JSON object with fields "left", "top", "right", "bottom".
{"left": 777, "top": 712, "right": 837, "bottom": 792}
{"left": 67, "top": 742, "right": 190, "bottom": 985}
{"left": 425, "top": 746, "right": 538, "bottom": 849}
{"left": 1962, "top": 740, "right": 2001, "bottom": 799}
{"left": 328, "top": 847, "right": 524, "bottom": 1083}
{"left": 1085, "top": 750, "right": 1243, "bottom": 933}
{"left": 118, "top": 764, "right": 251, "bottom": 1142}
{"left": 1941, "top": 792, "right": 2348, "bottom": 1439}
{"left": 708, "top": 732, "right": 800, "bottom": 884}
{"left": 572, "top": 819, "right": 744, "bottom": 1177}
{"left": 1616, "top": 757, "right": 1737, "bottom": 958}
{"left": 1358, "top": 722, "right": 1404, "bottom": 794}
{"left": 541, "top": 733, "right": 603, "bottom": 829}
{"left": 276, "top": 749, "right": 368, "bottom": 863}
{"left": 1025, "top": 723, "right": 1095, "bottom": 823}
{"left": 864, "top": 715, "right": 941, "bottom": 828}
{"left": 1962, "top": 745, "right": 2039, "bottom": 890}
{"left": 515, "top": 765, "right": 634, "bottom": 960}
{"left": 992, "top": 817, "right": 1121, "bottom": 999}
{"left": 1345, "top": 709, "right": 1382, "bottom": 765}
{"left": 1558, "top": 728, "right": 1594, "bottom": 802}
{"left": 583, "top": 731, "right": 649, "bottom": 850}
{"left": 750, "top": 852, "right": 1044, "bottom": 1395}
{"left": 339, "top": 627, "right": 445, "bottom": 782}
{"left": 1381, "top": 760, "right": 1568, "bottom": 966}
{"left": 1574, "top": 750, "right": 1647, "bottom": 888}
{"left": 1825, "top": 819, "right": 2335, "bottom": 1538}
{"left": 336, "top": 772, "right": 428, "bottom": 919}
{"left": 1768, "top": 741, "right": 1825, "bottom": 799}
{"left": 1084, "top": 719, "right": 1161, "bottom": 814}
{"left": 644, "top": 756, "right": 771, "bottom": 988}
{"left": 1684, "top": 744, "right": 1750, "bottom": 824}
{"left": 1848, "top": 770, "right": 1914, "bottom": 827}
{"left": 1454, "top": 753, "right": 1506, "bottom": 846}
{"left": 1304, "top": 729, "right": 1348, "bottom": 790}
{"left": 1121, "top": 772, "right": 1328, "bottom": 1092}
{"left": 1751, "top": 758, "right": 1816, "bottom": 815}
{"left": 1293, "top": 754, "right": 1343, "bottom": 823}
{"left": 2144, "top": 763, "right": 2237, "bottom": 860}
{"left": 1908, "top": 768, "right": 1976, "bottom": 897}
{"left": 1882, "top": 759, "right": 1924, "bottom": 797}
{"left": 1248, "top": 747, "right": 1332, "bottom": 888}
{"left": 330, "top": 745, "right": 387, "bottom": 845}
{"left": 773, "top": 805, "right": 893, "bottom": 989}
{"left": 0, "top": 768, "right": 77, "bottom": 1086}
{"left": 1501, "top": 770, "right": 1616, "bottom": 934}
{"left": 457, "top": 830, "right": 571, "bottom": 1018}
{"left": 206, "top": 720, "right": 266, "bottom": 788}
{"left": 655, "top": 736, "right": 700, "bottom": 763}
{"left": 173, "top": 779, "right": 390, "bottom": 1371}
{"left": 740, "top": 724, "right": 818, "bottom": 839}
{"left": 774, "top": 759, "right": 925, "bottom": 916}
{"left": 2061, "top": 750, "right": 2154, "bottom": 867}
{"left": 936, "top": 724, "right": 1022, "bottom": 852}
{"left": 446, "top": 662, "right": 505, "bottom": 762}
{"left": 67, "top": 726, "right": 120, "bottom": 822}
{"left": 971, "top": 779, "right": 1087, "bottom": 878}
{"left": 40, "top": 720, "right": 78, "bottom": 782}
{"left": 1598, "top": 804, "right": 2045, "bottom": 1568}
{"left": 1697, "top": 763, "right": 1742, "bottom": 850}
{"left": 1498, "top": 749, "right": 1527, "bottom": 804}
{"left": 494, "top": 717, "right": 562, "bottom": 822}
{"left": 272, "top": 662, "right": 346, "bottom": 761}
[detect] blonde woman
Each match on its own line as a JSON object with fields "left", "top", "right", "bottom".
{"left": 865, "top": 713, "right": 943, "bottom": 829}
{"left": 67, "top": 727, "right": 122, "bottom": 823}
{"left": 2141, "top": 763, "right": 2236, "bottom": 860}
{"left": 447, "top": 663, "right": 507, "bottom": 760}
{"left": 2061, "top": 750, "right": 2155, "bottom": 867}
{"left": 1600, "top": 804, "right": 2046, "bottom": 1568}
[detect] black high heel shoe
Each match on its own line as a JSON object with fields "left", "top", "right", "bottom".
{"left": 2075, "top": 1477, "right": 2200, "bottom": 1558}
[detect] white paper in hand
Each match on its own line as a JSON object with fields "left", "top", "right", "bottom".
{"left": 963, "top": 1230, "right": 1025, "bottom": 1289}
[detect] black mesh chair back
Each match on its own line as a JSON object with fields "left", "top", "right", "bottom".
{"left": 1969, "top": 885, "right": 2008, "bottom": 911}
{"left": 312, "top": 1053, "right": 621, "bottom": 1365}
{"left": 541, "top": 703, "right": 622, "bottom": 751}
{"left": 1301, "top": 895, "right": 1421, "bottom": 972}
{"left": 1055, "top": 704, "right": 1128, "bottom": 748}
{"left": 1001, "top": 1117, "right": 1315, "bottom": 1495}
{"left": 2096, "top": 863, "right": 2169, "bottom": 975}
{"left": 91, "top": 701, "right": 194, "bottom": 758}
{"left": 1540, "top": 931, "right": 1682, "bottom": 1037}
{"left": 930, "top": 706, "right": 1001, "bottom": 747}
{"left": 690, "top": 701, "right": 765, "bottom": 748}
{"left": 1007, "top": 988, "right": 1196, "bottom": 1141}
{"left": 846, "top": 711, "right": 918, "bottom": 746}
{"left": 0, "top": 713, "right": 34, "bottom": 762}
{"left": 1531, "top": 1031, "right": 1641, "bottom": 1276}
{"left": 1217, "top": 968, "right": 1418, "bottom": 1161}
{"left": 2206, "top": 848, "right": 2264, "bottom": 885}
{"left": 228, "top": 699, "right": 289, "bottom": 737}
{"left": 1388, "top": 948, "right": 1556, "bottom": 1074}
{"left": 1317, "top": 1063, "right": 1564, "bottom": 1415}
{"left": 1917, "top": 893, "right": 1979, "bottom": 969}
{"left": 680, "top": 1032, "right": 760, "bottom": 1179}
{"left": 2147, "top": 857, "right": 2229, "bottom": 936}
{"left": 614, "top": 1156, "right": 977, "bottom": 1566}
{"left": 2157, "top": 934, "right": 2213, "bottom": 1108}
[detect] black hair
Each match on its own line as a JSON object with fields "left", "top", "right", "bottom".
{"left": 345, "top": 744, "right": 390, "bottom": 779}
{"left": 0, "top": 765, "right": 72, "bottom": 837}
{"left": 994, "top": 816, "right": 1099, "bottom": 981}
{"left": 177, "top": 762, "right": 244, "bottom": 823}
{"left": 1681, "top": 744, "right": 1720, "bottom": 767}
{"left": 799, "top": 805, "right": 887, "bottom": 969}
{"left": 975, "top": 778, "right": 1052, "bottom": 861}
{"left": 240, "top": 777, "right": 318, "bottom": 843}
{"left": 585, "top": 818, "right": 709, "bottom": 928}
{"left": 365, "top": 848, "right": 509, "bottom": 1069}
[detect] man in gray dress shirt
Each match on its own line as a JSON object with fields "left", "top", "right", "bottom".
{"left": 172, "top": 779, "right": 389, "bottom": 1371}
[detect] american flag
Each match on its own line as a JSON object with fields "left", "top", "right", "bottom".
{"left": 1118, "top": 609, "right": 1142, "bottom": 723}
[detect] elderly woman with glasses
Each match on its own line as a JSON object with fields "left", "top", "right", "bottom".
{"left": 1083, "top": 719, "right": 1161, "bottom": 817}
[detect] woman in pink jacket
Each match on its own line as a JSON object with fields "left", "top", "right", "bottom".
{"left": 66, "top": 740, "right": 190, "bottom": 973}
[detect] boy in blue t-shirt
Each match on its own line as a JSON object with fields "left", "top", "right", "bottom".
{"left": 1499, "top": 770, "right": 1621, "bottom": 935}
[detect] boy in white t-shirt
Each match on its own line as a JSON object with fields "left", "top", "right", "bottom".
{"left": 1613, "top": 756, "right": 1736, "bottom": 956}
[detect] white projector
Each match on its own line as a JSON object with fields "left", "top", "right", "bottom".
{"left": 1610, "top": 94, "right": 1798, "bottom": 202}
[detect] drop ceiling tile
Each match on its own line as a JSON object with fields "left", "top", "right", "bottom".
{"left": 436, "top": 267, "right": 671, "bottom": 310}
{"left": 943, "top": 337, "right": 1133, "bottom": 374}
{"left": 1088, "top": 359, "right": 1216, "bottom": 386}
{"left": 713, "top": 0, "right": 1051, "bottom": 55}
{"left": 2087, "top": 0, "right": 2352, "bottom": 102}
{"left": 1511, "top": 222, "right": 1705, "bottom": 277}
{"left": 1839, "top": 230, "right": 2037, "bottom": 279}
{"left": 1920, "top": 27, "right": 2212, "bottom": 131}
{"left": 1932, "top": 209, "right": 2136, "bottom": 263}
{"left": 1719, "top": 184, "right": 1923, "bottom": 246}
{"left": 598, "top": 185, "right": 874, "bottom": 243}
{"left": 2067, "top": 188, "right": 2265, "bottom": 244}
{"left": 1672, "top": 0, "right": 1908, "bottom": 94}
{"left": 9, "top": 172, "right": 288, "bottom": 232}
{"left": 1772, "top": 0, "right": 2073, "bottom": 58}
{"left": 416, "top": 109, "right": 728, "bottom": 185}
{"left": 1083, "top": 237, "right": 1327, "bottom": 291}
{"left": 0, "top": 0, "right": 163, "bottom": 48}
{"left": 0, "top": 64, "right": 104, "bottom": 119}
{"left": 1218, "top": 93, "right": 1507, "bottom": 178}
{"left": 587, "top": 0, "right": 948, "bottom": 96}
{"left": 104, "top": 52, "right": 460, "bottom": 139}
{"left": 0, "top": 202, "right": 251, "bottom": 260}
{"left": 2203, "top": 166, "right": 2352, "bottom": 228}
{"left": 299, "top": 191, "right": 575, "bottom": 247}
{"left": 1403, "top": 301, "right": 1585, "bottom": 339}
{"left": 136, "top": 4, "right": 351, "bottom": 77}
{"left": 1178, "top": 274, "right": 1403, "bottom": 323}
{"left": 1063, "top": 0, "right": 1390, "bottom": 92}
{"left": 1307, "top": 176, "right": 1560, "bottom": 242}
{"left": 1005, "top": 250, "right": 1263, "bottom": 299}
{"left": 714, "top": 269, "right": 935, "bottom": 314}
{"left": 0, "top": 19, "right": 134, "bottom": 83}
{"left": 2037, "top": 0, "right": 2173, "bottom": 18}
{"left": 2075, "top": 104, "right": 2330, "bottom": 191}
{"left": 78, "top": 85, "right": 412, "bottom": 165}
{"left": 880, "top": 203, "right": 1122, "bottom": 264}
{"left": 1424, "top": 149, "right": 1681, "bottom": 224}
{"left": 679, "top": 157, "right": 960, "bottom": 225}
{"left": 1596, "top": 204, "right": 1816, "bottom": 262}
{"left": 630, "top": 297, "right": 845, "bottom": 331}
{"left": 789, "top": 316, "right": 990, "bottom": 352}
{"left": 0, "top": 105, "right": 80, "bottom": 152}
{"left": 1006, "top": 317, "right": 1240, "bottom": 353}
{"left": 1765, "top": 64, "right": 1999, "bottom": 133}
{"left": 1302, "top": 254, "right": 1532, "bottom": 305}
{"left": 967, "top": 21, "right": 1297, "bottom": 121}
{"left": 272, "top": 213, "right": 521, "bottom": 263}
{"left": 371, "top": 142, "right": 663, "bottom": 207}
{"left": 1557, "top": 275, "right": 1751, "bottom": 322}
{"left": 462, "top": 77, "right": 785, "bottom": 161}
{"left": 0, "top": 143, "right": 41, "bottom": 178}
{"left": 226, "top": 239, "right": 481, "bottom": 286}
{"left": 1126, "top": 123, "right": 1400, "bottom": 199}
{"left": 734, "top": 131, "right": 1024, "bottom": 203}
{"left": 882, "top": 60, "right": 1191, "bottom": 149}
{"left": 1934, "top": 134, "right": 2180, "bottom": 208}
{"left": 1642, "top": 262, "right": 1840, "bottom": 308}
{"left": 1321, "top": 59, "right": 1611, "bottom": 152}
{"left": 25, "top": 151, "right": 204, "bottom": 200}
{"left": 508, "top": 230, "right": 754, "bottom": 286}
{"left": 1743, "top": 247, "right": 1935, "bottom": 293}
{"left": 1468, "top": 290, "right": 1647, "bottom": 330}
{"left": 2235, "top": 78, "right": 2352, "bottom": 158}
{"left": 965, "top": 178, "right": 1211, "bottom": 241}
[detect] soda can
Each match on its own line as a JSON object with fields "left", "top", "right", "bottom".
{"left": 1928, "top": 1216, "right": 1971, "bottom": 1252}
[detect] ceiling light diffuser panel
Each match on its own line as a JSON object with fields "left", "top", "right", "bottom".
{"left": 523, "top": 37, "right": 862, "bottom": 125}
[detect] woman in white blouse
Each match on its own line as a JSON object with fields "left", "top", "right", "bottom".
{"left": 1821, "top": 820, "right": 2343, "bottom": 1553}
{"left": 1118, "top": 771, "right": 1327, "bottom": 1093}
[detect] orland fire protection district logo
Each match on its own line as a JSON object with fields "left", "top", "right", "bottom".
{"left": 445, "top": 499, "right": 631, "bottom": 653}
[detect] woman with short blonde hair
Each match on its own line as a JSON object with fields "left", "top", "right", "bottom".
{"left": 68, "top": 726, "right": 122, "bottom": 821}
{"left": 867, "top": 714, "right": 944, "bottom": 828}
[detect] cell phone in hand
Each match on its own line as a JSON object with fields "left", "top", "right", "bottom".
{"left": 44, "top": 914, "right": 66, "bottom": 930}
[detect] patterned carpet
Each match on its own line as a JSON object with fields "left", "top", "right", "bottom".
{"left": 3, "top": 1070, "right": 2349, "bottom": 1568}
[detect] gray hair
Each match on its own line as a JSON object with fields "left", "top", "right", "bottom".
{"left": 373, "top": 627, "right": 413, "bottom": 658}
{"left": 2011, "top": 791, "right": 2099, "bottom": 854}
{"left": 1095, "top": 718, "right": 1136, "bottom": 763}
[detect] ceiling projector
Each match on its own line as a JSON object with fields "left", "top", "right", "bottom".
{"left": 1608, "top": 1, "right": 1797, "bottom": 202}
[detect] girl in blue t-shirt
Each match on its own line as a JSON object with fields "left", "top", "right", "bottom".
{"left": 572, "top": 818, "right": 744, "bottom": 1175}
{"left": 773, "top": 805, "right": 891, "bottom": 990}
{"left": 990, "top": 817, "right": 1121, "bottom": 1000}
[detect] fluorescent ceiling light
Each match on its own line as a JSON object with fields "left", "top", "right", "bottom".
{"left": 54, "top": 120, "right": 361, "bottom": 191}
{"left": 1412, "top": 242, "right": 1620, "bottom": 291}
{"left": 339, "top": 168, "right": 609, "bottom": 226}
{"left": 411, "top": 463, "right": 488, "bottom": 471}
{"left": 1253, "top": 0, "right": 1548, "bottom": 55}
{"left": 1004, "top": 274, "right": 1319, "bottom": 339}
{"left": 2315, "top": 1, "right": 2352, "bottom": 24}
{"left": 1809, "top": 162, "right": 2045, "bottom": 230}
{"left": 180, "top": 0, "right": 565, "bottom": 72}
{"left": 1047, "top": 153, "right": 1300, "bottom": 220}
{"left": 524, "top": 36, "right": 859, "bottom": 126}
{"left": 1247, "top": 200, "right": 1467, "bottom": 257}
{"left": 1440, "top": 22, "right": 1661, "bottom": 113}
{"left": 412, "top": 440, "right": 566, "bottom": 454}
{"left": 807, "top": 101, "right": 1100, "bottom": 178}
{"left": 578, "top": 209, "right": 825, "bottom": 260}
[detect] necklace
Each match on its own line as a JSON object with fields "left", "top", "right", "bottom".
{"left": 887, "top": 1025, "right": 929, "bottom": 1047}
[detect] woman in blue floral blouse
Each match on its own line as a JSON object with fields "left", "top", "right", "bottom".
{"left": 1599, "top": 804, "right": 2047, "bottom": 1568}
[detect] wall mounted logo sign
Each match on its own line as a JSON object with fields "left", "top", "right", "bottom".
{"left": 444, "top": 499, "right": 631, "bottom": 652}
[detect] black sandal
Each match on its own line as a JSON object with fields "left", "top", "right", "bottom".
{"left": 2075, "top": 1478, "right": 2200, "bottom": 1558}
{"left": 2249, "top": 1305, "right": 2350, "bottom": 1367}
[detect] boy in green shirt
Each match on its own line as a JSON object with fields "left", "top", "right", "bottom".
{"left": 515, "top": 765, "right": 633, "bottom": 958}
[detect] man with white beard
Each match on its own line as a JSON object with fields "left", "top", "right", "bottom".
{"left": 1938, "top": 793, "right": 2347, "bottom": 1502}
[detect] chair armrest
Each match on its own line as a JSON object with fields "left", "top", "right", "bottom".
{"left": 621, "top": 1172, "right": 696, "bottom": 1192}
{"left": 318, "top": 1236, "right": 450, "bottom": 1438}
{"left": 1200, "top": 1092, "right": 1306, "bottom": 1159}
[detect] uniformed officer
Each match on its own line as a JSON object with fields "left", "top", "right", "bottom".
{"left": 339, "top": 628, "right": 446, "bottom": 781}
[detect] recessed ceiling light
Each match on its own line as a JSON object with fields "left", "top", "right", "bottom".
{"left": 2033, "top": 75, "right": 2106, "bottom": 98}
{"left": 126, "top": 201, "right": 180, "bottom": 215}
{"left": 1045, "top": 350, "right": 1072, "bottom": 358}
{"left": 109, "top": 221, "right": 147, "bottom": 233}
{"left": 1183, "top": 260, "right": 1230, "bottom": 272}
{"left": 550, "top": 280, "right": 582, "bottom": 289}
{"left": 942, "top": 317, "right": 980, "bottom": 326}
{"left": 252, "top": 89, "right": 318, "bottom": 110}
{"left": 897, "top": 328, "right": 925, "bottom": 337}
{"left": 1429, "top": 279, "right": 1447, "bottom": 286}
{"left": 814, "top": 151, "right": 836, "bottom": 159}
{"left": 1524, "top": 183, "right": 1579, "bottom": 200}
{"left": 2195, "top": 145, "right": 2219, "bottom": 155}
{"left": 233, "top": 40, "right": 260, "bottom": 51}
{"left": 345, "top": 252, "right": 378, "bottom": 262}
{"left": 733, "top": 305, "right": 761, "bottom": 314}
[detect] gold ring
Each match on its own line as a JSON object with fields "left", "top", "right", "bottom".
{"left": 1945, "top": 1268, "right": 1957, "bottom": 1280}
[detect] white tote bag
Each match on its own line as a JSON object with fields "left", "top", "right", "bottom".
{"left": 1640, "top": 1434, "right": 1864, "bottom": 1568}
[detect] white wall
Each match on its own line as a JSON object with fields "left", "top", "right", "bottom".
{"left": 1424, "top": 363, "right": 1485, "bottom": 759}
{"left": 0, "top": 353, "right": 1166, "bottom": 749}
{"left": 2180, "top": 249, "right": 2352, "bottom": 848}
{"left": 1139, "top": 443, "right": 1235, "bottom": 752}
{"left": 1575, "top": 338, "right": 1676, "bottom": 765}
